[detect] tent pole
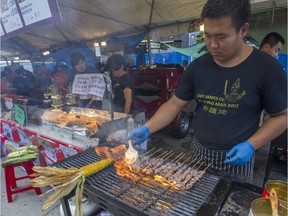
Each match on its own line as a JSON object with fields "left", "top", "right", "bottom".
{"left": 147, "top": 31, "right": 152, "bottom": 65}
{"left": 147, "top": 0, "right": 154, "bottom": 65}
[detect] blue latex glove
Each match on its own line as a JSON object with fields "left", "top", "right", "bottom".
{"left": 224, "top": 141, "right": 255, "bottom": 166}
{"left": 126, "top": 125, "right": 150, "bottom": 146}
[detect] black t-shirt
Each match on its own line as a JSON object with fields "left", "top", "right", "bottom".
{"left": 112, "top": 74, "right": 134, "bottom": 112}
{"left": 175, "top": 48, "right": 287, "bottom": 150}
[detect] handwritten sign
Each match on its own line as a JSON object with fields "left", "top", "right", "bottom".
{"left": 1, "top": 0, "right": 23, "bottom": 33}
{"left": 19, "top": 0, "right": 52, "bottom": 26}
{"left": 14, "top": 104, "right": 25, "bottom": 126}
{"left": 72, "top": 74, "right": 106, "bottom": 98}
{"left": 1, "top": 0, "right": 61, "bottom": 40}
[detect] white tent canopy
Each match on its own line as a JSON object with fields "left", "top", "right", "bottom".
{"left": 1, "top": 0, "right": 287, "bottom": 60}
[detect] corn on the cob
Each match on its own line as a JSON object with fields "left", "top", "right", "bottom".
{"left": 80, "top": 158, "right": 113, "bottom": 177}
{"left": 2, "top": 145, "right": 39, "bottom": 167}
{"left": 2, "top": 153, "right": 38, "bottom": 166}
{"left": 11, "top": 145, "right": 38, "bottom": 152}
{"left": 30, "top": 157, "right": 113, "bottom": 216}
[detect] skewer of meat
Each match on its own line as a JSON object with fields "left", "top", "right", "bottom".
{"left": 141, "top": 151, "right": 174, "bottom": 174}
{"left": 168, "top": 164, "right": 189, "bottom": 182}
{"left": 183, "top": 171, "right": 205, "bottom": 189}
{"left": 160, "top": 162, "right": 183, "bottom": 179}
{"left": 168, "top": 157, "right": 197, "bottom": 181}
{"left": 139, "top": 151, "right": 174, "bottom": 175}
{"left": 167, "top": 158, "right": 202, "bottom": 183}
{"left": 154, "top": 152, "right": 184, "bottom": 175}
{"left": 180, "top": 163, "right": 212, "bottom": 190}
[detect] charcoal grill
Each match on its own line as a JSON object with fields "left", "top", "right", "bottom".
{"left": 55, "top": 145, "right": 237, "bottom": 216}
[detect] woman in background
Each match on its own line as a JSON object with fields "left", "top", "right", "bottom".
{"left": 106, "top": 54, "right": 134, "bottom": 114}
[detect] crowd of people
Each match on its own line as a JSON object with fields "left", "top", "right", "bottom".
{"left": 0, "top": 52, "right": 135, "bottom": 114}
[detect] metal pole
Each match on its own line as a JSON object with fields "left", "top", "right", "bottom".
{"left": 147, "top": 31, "right": 152, "bottom": 65}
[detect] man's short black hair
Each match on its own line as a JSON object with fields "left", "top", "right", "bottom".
{"left": 259, "top": 32, "right": 285, "bottom": 49}
{"left": 70, "top": 51, "right": 85, "bottom": 66}
{"left": 201, "top": 0, "right": 251, "bottom": 32}
{"left": 106, "top": 54, "right": 127, "bottom": 71}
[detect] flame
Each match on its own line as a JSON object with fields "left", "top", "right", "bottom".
{"left": 94, "top": 145, "right": 181, "bottom": 189}
{"left": 95, "top": 144, "right": 126, "bottom": 160}
{"left": 114, "top": 160, "right": 140, "bottom": 182}
{"left": 95, "top": 145, "right": 141, "bottom": 182}
{"left": 154, "top": 175, "right": 179, "bottom": 190}
{"left": 125, "top": 157, "right": 137, "bottom": 164}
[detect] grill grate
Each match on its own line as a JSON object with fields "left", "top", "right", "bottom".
{"left": 57, "top": 147, "right": 221, "bottom": 216}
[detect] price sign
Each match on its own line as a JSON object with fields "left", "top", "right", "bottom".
{"left": 1, "top": 0, "right": 61, "bottom": 40}
{"left": 72, "top": 74, "right": 106, "bottom": 98}
{"left": 19, "top": 0, "right": 52, "bottom": 26}
{"left": 1, "top": 0, "right": 23, "bottom": 33}
{"left": 14, "top": 104, "right": 25, "bottom": 126}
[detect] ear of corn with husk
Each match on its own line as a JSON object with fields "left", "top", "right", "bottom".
{"left": 1, "top": 145, "right": 39, "bottom": 167}
{"left": 30, "top": 158, "right": 113, "bottom": 216}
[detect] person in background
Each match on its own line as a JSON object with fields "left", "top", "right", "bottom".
{"left": 106, "top": 54, "right": 134, "bottom": 114}
{"left": 3, "top": 67, "right": 16, "bottom": 84}
{"left": 259, "top": 32, "right": 285, "bottom": 58}
{"left": 70, "top": 51, "right": 102, "bottom": 109}
{"left": 258, "top": 32, "right": 285, "bottom": 126}
{"left": 1, "top": 71, "right": 13, "bottom": 94}
{"left": 52, "top": 62, "right": 69, "bottom": 95}
{"left": 34, "top": 64, "right": 52, "bottom": 93}
{"left": 13, "top": 67, "right": 36, "bottom": 97}
{"left": 127, "top": 0, "right": 287, "bottom": 183}
{"left": 182, "top": 60, "right": 188, "bottom": 70}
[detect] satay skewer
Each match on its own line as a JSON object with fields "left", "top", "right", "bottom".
{"left": 142, "top": 147, "right": 156, "bottom": 156}
{"left": 187, "top": 157, "right": 198, "bottom": 167}
{"left": 175, "top": 153, "right": 185, "bottom": 163}
{"left": 171, "top": 152, "right": 184, "bottom": 163}
{"left": 203, "top": 162, "right": 213, "bottom": 172}
{"left": 195, "top": 161, "right": 205, "bottom": 170}
{"left": 191, "top": 158, "right": 202, "bottom": 169}
{"left": 182, "top": 156, "right": 191, "bottom": 165}
{"left": 160, "top": 150, "right": 174, "bottom": 159}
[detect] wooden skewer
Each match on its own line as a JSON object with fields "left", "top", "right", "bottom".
{"left": 149, "top": 148, "right": 163, "bottom": 157}
{"left": 192, "top": 158, "right": 202, "bottom": 169}
{"left": 175, "top": 153, "right": 185, "bottom": 163}
{"left": 160, "top": 150, "right": 174, "bottom": 159}
{"left": 158, "top": 151, "right": 168, "bottom": 158}
{"left": 195, "top": 161, "right": 205, "bottom": 170}
{"left": 187, "top": 157, "right": 198, "bottom": 167}
{"left": 203, "top": 162, "right": 213, "bottom": 172}
{"left": 162, "top": 151, "right": 175, "bottom": 161}
{"left": 142, "top": 147, "right": 156, "bottom": 156}
{"left": 171, "top": 152, "right": 184, "bottom": 162}
{"left": 182, "top": 156, "right": 191, "bottom": 165}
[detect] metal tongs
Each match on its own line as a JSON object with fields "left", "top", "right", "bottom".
{"left": 125, "top": 139, "right": 138, "bottom": 161}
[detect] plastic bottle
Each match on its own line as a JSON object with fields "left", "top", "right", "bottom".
{"left": 127, "top": 115, "right": 134, "bottom": 133}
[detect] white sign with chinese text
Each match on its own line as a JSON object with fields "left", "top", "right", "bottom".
{"left": 72, "top": 74, "right": 106, "bottom": 98}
